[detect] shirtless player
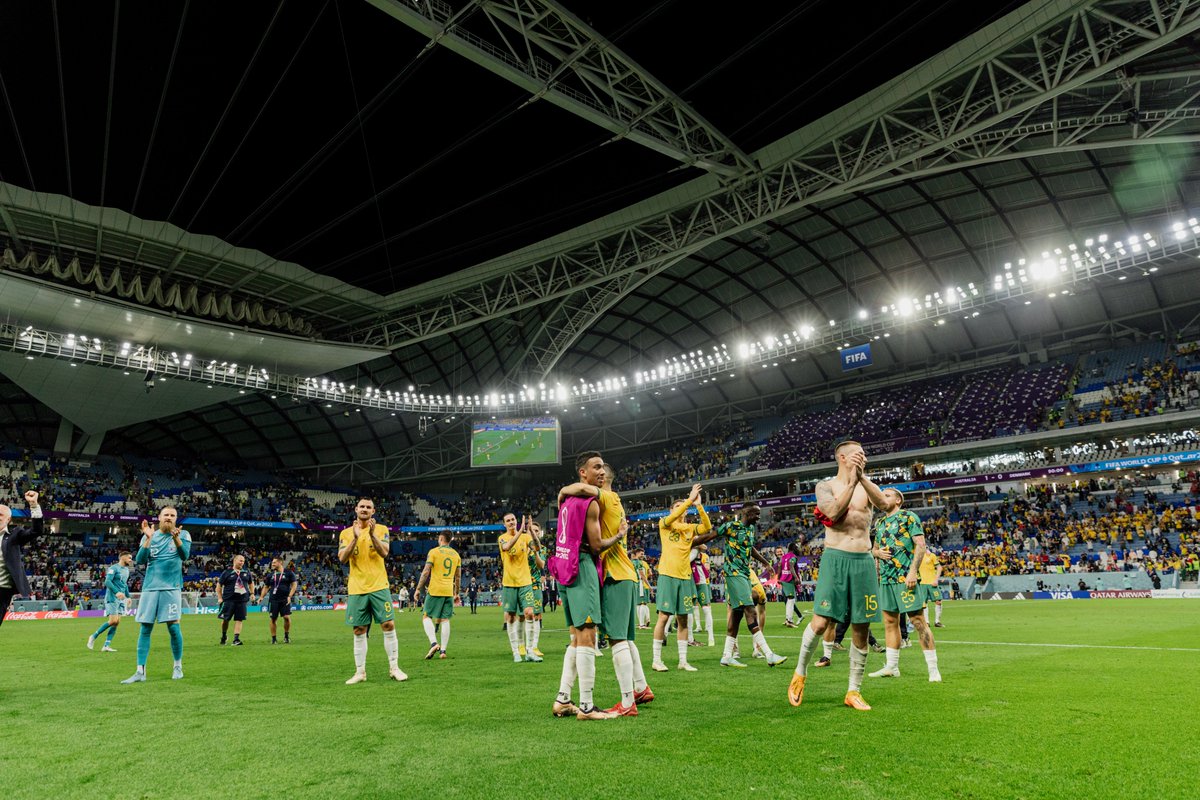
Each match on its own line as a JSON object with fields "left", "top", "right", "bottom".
{"left": 787, "top": 441, "right": 887, "bottom": 711}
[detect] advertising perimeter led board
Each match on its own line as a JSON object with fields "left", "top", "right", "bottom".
{"left": 470, "top": 417, "right": 561, "bottom": 468}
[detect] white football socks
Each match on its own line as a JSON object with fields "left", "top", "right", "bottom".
{"left": 558, "top": 645, "right": 578, "bottom": 701}
{"left": 886, "top": 647, "right": 900, "bottom": 670}
{"left": 577, "top": 646, "right": 597, "bottom": 708}
{"left": 924, "top": 649, "right": 939, "bottom": 673}
{"left": 382, "top": 629, "right": 399, "bottom": 668}
{"left": 652, "top": 638, "right": 664, "bottom": 665}
{"left": 524, "top": 619, "right": 536, "bottom": 651}
{"left": 703, "top": 606, "right": 714, "bottom": 638}
{"left": 848, "top": 645, "right": 868, "bottom": 692}
{"left": 785, "top": 598, "right": 796, "bottom": 623}
{"left": 611, "top": 641, "right": 635, "bottom": 708}
{"left": 677, "top": 638, "right": 690, "bottom": 666}
{"left": 439, "top": 621, "right": 450, "bottom": 651}
{"left": 823, "top": 640, "right": 834, "bottom": 658}
{"left": 935, "top": 604, "right": 943, "bottom": 624}
{"left": 751, "top": 631, "right": 775, "bottom": 658}
{"left": 795, "top": 625, "right": 819, "bottom": 677}
{"left": 628, "top": 642, "right": 648, "bottom": 692}
{"left": 507, "top": 620, "right": 521, "bottom": 656}
{"left": 422, "top": 616, "right": 437, "bottom": 643}
{"left": 723, "top": 635, "right": 737, "bottom": 660}
{"left": 353, "top": 633, "right": 367, "bottom": 672}
{"left": 530, "top": 619, "right": 540, "bottom": 651}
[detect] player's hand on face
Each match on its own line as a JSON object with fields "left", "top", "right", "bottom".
{"left": 24, "top": 490, "right": 38, "bottom": 505}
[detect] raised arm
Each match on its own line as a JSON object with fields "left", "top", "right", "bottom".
{"left": 694, "top": 503, "right": 712, "bottom": 535}
{"left": 859, "top": 475, "right": 890, "bottom": 511}
{"left": 337, "top": 530, "right": 358, "bottom": 563}
{"left": 135, "top": 520, "right": 153, "bottom": 565}
{"left": 815, "top": 479, "right": 856, "bottom": 523}
{"left": 366, "top": 522, "right": 388, "bottom": 557}
{"left": 583, "top": 500, "right": 605, "bottom": 554}
{"left": 557, "top": 482, "right": 602, "bottom": 507}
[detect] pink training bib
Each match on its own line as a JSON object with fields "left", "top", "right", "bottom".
{"left": 549, "top": 495, "right": 595, "bottom": 586}
{"left": 781, "top": 552, "right": 796, "bottom": 582}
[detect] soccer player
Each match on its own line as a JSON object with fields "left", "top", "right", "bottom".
{"left": 590, "top": 464, "right": 654, "bottom": 715}
{"left": 868, "top": 489, "right": 941, "bottom": 682}
{"left": 499, "top": 513, "right": 541, "bottom": 663}
{"left": 550, "top": 452, "right": 624, "bottom": 720}
{"left": 415, "top": 532, "right": 460, "bottom": 659}
{"left": 258, "top": 557, "right": 297, "bottom": 644}
{"left": 921, "top": 549, "right": 945, "bottom": 627}
{"left": 339, "top": 498, "right": 406, "bottom": 684}
{"left": 633, "top": 549, "right": 653, "bottom": 629}
{"left": 748, "top": 563, "right": 773, "bottom": 657}
{"left": 217, "top": 554, "right": 255, "bottom": 646}
{"left": 652, "top": 483, "right": 717, "bottom": 672}
{"left": 717, "top": 504, "right": 787, "bottom": 668}
{"left": 121, "top": 509, "right": 191, "bottom": 684}
{"left": 88, "top": 551, "right": 132, "bottom": 651}
{"left": 788, "top": 441, "right": 886, "bottom": 711}
{"left": 689, "top": 544, "right": 716, "bottom": 647}
{"left": 527, "top": 526, "right": 546, "bottom": 658}
{"left": 0, "top": 490, "right": 44, "bottom": 629}
{"left": 779, "top": 543, "right": 802, "bottom": 627}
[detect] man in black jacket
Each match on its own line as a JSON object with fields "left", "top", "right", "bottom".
{"left": 1, "top": 490, "right": 45, "bottom": 628}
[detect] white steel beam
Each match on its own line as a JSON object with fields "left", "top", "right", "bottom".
{"left": 344, "top": 0, "right": 1200, "bottom": 371}
{"left": 363, "top": 0, "right": 754, "bottom": 176}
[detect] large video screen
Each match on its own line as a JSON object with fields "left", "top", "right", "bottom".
{"left": 470, "top": 417, "right": 561, "bottom": 468}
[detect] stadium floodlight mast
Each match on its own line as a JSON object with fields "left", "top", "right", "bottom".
{"left": 3, "top": 219, "right": 1198, "bottom": 414}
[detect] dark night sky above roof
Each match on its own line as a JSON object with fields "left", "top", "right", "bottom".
{"left": 0, "top": 0, "right": 1028, "bottom": 295}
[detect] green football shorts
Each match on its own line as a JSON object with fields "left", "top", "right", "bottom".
{"left": 346, "top": 589, "right": 395, "bottom": 626}
{"left": 812, "top": 549, "right": 880, "bottom": 624}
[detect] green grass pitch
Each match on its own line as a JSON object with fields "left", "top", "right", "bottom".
{"left": 1, "top": 600, "right": 1196, "bottom": 799}
{"left": 470, "top": 426, "right": 558, "bottom": 467}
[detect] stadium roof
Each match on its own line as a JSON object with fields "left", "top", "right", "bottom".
{"left": 1, "top": 0, "right": 1199, "bottom": 474}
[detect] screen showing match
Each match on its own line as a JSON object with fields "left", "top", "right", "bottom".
{"left": 470, "top": 417, "right": 561, "bottom": 468}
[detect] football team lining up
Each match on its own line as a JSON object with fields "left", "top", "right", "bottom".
{"left": 69, "top": 439, "right": 943, "bottom": 716}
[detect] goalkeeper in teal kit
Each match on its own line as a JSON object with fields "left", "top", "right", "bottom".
{"left": 122, "top": 507, "right": 192, "bottom": 684}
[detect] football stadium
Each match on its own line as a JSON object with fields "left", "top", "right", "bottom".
{"left": 1, "top": 1, "right": 1199, "bottom": 798}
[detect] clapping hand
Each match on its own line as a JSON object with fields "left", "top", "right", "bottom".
{"left": 140, "top": 519, "right": 153, "bottom": 539}
{"left": 619, "top": 517, "right": 629, "bottom": 538}
{"left": 688, "top": 483, "right": 702, "bottom": 504}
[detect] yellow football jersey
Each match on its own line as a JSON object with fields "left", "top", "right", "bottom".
{"left": 499, "top": 531, "right": 533, "bottom": 587}
{"left": 919, "top": 551, "right": 939, "bottom": 585}
{"left": 748, "top": 567, "right": 762, "bottom": 588}
{"left": 339, "top": 524, "right": 390, "bottom": 595}
{"left": 599, "top": 489, "right": 637, "bottom": 582}
{"left": 426, "top": 545, "right": 461, "bottom": 596}
{"left": 657, "top": 504, "right": 711, "bottom": 580}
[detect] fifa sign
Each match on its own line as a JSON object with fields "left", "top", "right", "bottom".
{"left": 840, "top": 344, "right": 873, "bottom": 372}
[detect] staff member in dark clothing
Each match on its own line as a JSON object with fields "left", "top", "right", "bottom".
{"left": 217, "top": 554, "right": 255, "bottom": 646}
{"left": 258, "top": 557, "right": 297, "bottom": 643}
{"left": 1, "top": 491, "right": 44, "bottom": 628}
{"left": 467, "top": 579, "right": 479, "bottom": 614}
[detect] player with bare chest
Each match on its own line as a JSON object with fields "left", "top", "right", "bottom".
{"left": 787, "top": 440, "right": 889, "bottom": 711}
